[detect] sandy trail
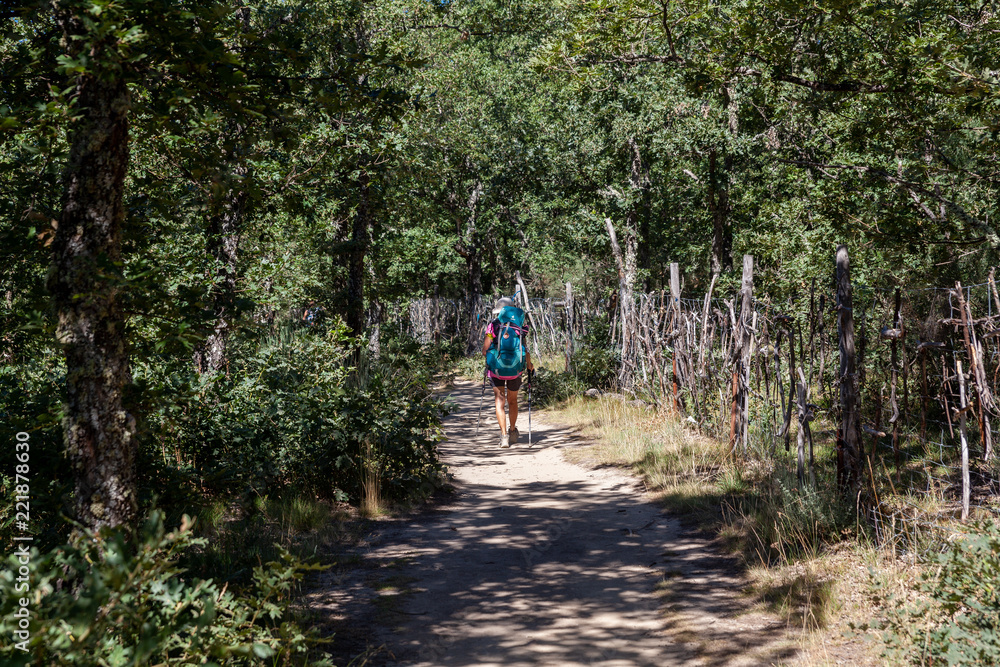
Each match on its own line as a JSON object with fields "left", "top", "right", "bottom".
{"left": 313, "top": 380, "right": 798, "bottom": 666}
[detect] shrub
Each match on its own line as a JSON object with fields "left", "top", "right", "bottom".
{"left": 528, "top": 367, "right": 583, "bottom": 408}
{"left": 572, "top": 313, "right": 619, "bottom": 389}
{"left": 865, "top": 519, "right": 1000, "bottom": 665}
{"left": 454, "top": 354, "right": 486, "bottom": 382}
{"left": 0, "top": 511, "right": 331, "bottom": 666}
{"left": 138, "top": 320, "right": 446, "bottom": 507}
{"left": 571, "top": 345, "right": 619, "bottom": 390}
{"left": 0, "top": 361, "right": 71, "bottom": 548}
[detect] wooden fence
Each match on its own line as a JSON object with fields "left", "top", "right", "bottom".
{"left": 390, "top": 246, "right": 1000, "bottom": 534}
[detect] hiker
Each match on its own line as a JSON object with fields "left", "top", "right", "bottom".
{"left": 302, "top": 300, "right": 320, "bottom": 326}
{"left": 482, "top": 297, "right": 534, "bottom": 448}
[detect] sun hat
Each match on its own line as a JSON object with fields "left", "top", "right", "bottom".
{"left": 492, "top": 296, "right": 513, "bottom": 316}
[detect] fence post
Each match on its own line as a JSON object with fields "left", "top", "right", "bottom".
{"left": 670, "top": 263, "right": 681, "bottom": 412}
{"left": 730, "top": 255, "right": 753, "bottom": 454}
{"left": 565, "top": 281, "right": 574, "bottom": 373}
{"left": 956, "top": 281, "right": 995, "bottom": 460}
{"left": 836, "top": 245, "right": 863, "bottom": 492}
{"left": 796, "top": 366, "right": 807, "bottom": 485}
{"left": 889, "top": 288, "right": 902, "bottom": 479}
{"left": 957, "top": 357, "right": 971, "bottom": 521}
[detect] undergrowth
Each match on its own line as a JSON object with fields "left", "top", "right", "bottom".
{"left": 0, "top": 511, "right": 331, "bottom": 666}
{"left": 859, "top": 519, "right": 1000, "bottom": 665}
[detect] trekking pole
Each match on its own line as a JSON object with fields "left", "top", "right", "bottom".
{"left": 475, "top": 365, "right": 487, "bottom": 437}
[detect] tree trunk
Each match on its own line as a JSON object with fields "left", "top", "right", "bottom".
{"left": 836, "top": 245, "right": 863, "bottom": 492}
{"left": 367, "top": 260, "right": 382, "bottom": 357}
{"left": 708, "top": 149, "right": 733, "bottom": 278}
{"left": 605, "top": 216, "right": 638, "bottom": 388}
{"left": 670, "top": 262, "right": 682, "bottom": 412}
{"left": 455, "top": 180, "right": 484, "bottom": 354}
{"left": 194, "top": 162, "right": 246, "bottom": 374}
{"left": 50, "top": 10, "right": 136, "bottom": 530}
{"left": 627, "top": 138, "right": 652, "bottom": 291}
{"left": 729, "top": 255, "right": 753, "bottom": 453}
{"left": 346, "top": 169, "right": 371, "bottom": 337}
{"left": 565, "top": 281, "right": 574, "bottom": 373}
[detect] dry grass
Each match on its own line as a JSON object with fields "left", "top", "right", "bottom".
{"left": 553, "top": 396, "right": 729, "bottom": 522}
{"left": 360, "top": 438, "right": 386, "bottom": 518}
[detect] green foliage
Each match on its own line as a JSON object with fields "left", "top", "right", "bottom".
{"left": 772, "top": 476, "right": 854, "bottom": 549}
{"left": 526, "top": 367, "right": 583, "bottom": 408}
{"left": 571, "top": 345, "right": 619, "bottom": 391}
{"left": 571, "top": 315, "right": 619, "bottom": 389}
{"left": 865, "top": 520, "right": 1000, "bottom": 666}
{"left": 0, "top": 511, "right": 331, "bottom": 666}
{"left": 455, "top": 355, "right": 488, "bottom": 383}
{"left": 183, "top": 493, "right": 337, "bottom": 586}
{"left": 720, "top": 468, "right": 856, "bottom": 565}
{"left": 8, "top": 0, "right": 1000, "bottom": 655}
{"left": 0, "top": 360, "right": 69, "bottom": 548}
{"left": 139, "top": 322, "right": 446, "bottom": 509}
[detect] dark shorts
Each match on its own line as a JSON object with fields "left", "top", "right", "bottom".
{"left": 490, "top": 375, "right": 522, "bottom": 391}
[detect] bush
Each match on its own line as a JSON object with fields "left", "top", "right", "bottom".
{"left": 571, "top": 345, "right": 619, "bottom": 390}
{"left": 865, "top": 520, "right": 1000, "bottom": 665}
{"left": 454, "top": 354, "right": 486, "bottom": 382}
{"left": 571, "top": 313, "right": 619, "bottom": 389}
{"left": 0, "top": 511, "right": 331, "bottom": 666}
{"left": 138, "top": 320, "right": 446, "bottom": 507}
{"left": 528, "top": 367, "right": 583, "bottom": 408}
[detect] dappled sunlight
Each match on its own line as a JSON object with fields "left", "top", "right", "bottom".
{"left": 314, "top": 380, "right": 803, "bottom": 666}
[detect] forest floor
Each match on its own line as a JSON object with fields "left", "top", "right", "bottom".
{"left": 309, "top": 380, "right": 869, "bottom": 666}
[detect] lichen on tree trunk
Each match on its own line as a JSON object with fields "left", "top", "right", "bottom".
{"left": 50, "top": 8, "right": 136, "bottom": 529}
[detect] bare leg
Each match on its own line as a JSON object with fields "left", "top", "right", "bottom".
{"left": 493, "top": 386, "right": 507, "bottom": 434}
{"left": 508, "top": 390, "right": 519, "bottom": 429}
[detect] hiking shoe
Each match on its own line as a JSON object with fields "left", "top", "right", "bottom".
{"left": 509, "top": 427, "right": 520, "bottom": 444}
{"left": 500, "top": 433, "right": 510, "bottom": 448}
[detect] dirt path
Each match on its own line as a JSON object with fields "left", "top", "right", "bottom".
{"left": 312, "top": 380, "right": 801, "bottom": 666}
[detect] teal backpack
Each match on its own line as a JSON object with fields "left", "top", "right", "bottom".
{"left": 486, "top": 306, "right": 528, "bottom": 378}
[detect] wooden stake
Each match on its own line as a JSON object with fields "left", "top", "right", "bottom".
{"left": 837, "top": 245, "right": 863, "bottom": 492}
{"left": 785, "top": 321, "right": 796, "bottom": 452}
{"left": 890, "top": 288, "right": 901, "bottom": 479}
{"left": 671, "top": 263, "right": 681, "bottom": 412}
{"left": 943, "top": 355, "right": 955, "bottom": 439}
{"left": 796, "top": 366, "right": 807, "bottom": 485}
{"left": 515, "top": 271, "right": 541, "bottom": 358}
{"left": 698, "top": 272, "right": 718, "bottom": 379}
{"left": 809, "top": 278, "right": 816, "bottom": 385}
{"left": 818, "top": 292, "right": 827, "bottom": 400}
{"left": 955, "top": 281, "right": 995, "bottom": 460}
{"left": 990, "top": 267, "right": 1000, "bottom": 315}
{"left": 730, "top": 255, "right": 754, "bottom": 453}
{"left": 958, "top": 357, "right": 971, "bottom": 521}
{"left": 920, "top": 349, "right": 928, "bottom": 442}
{"left": 565, "top": 281, "right": 574, "bottom": 373}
